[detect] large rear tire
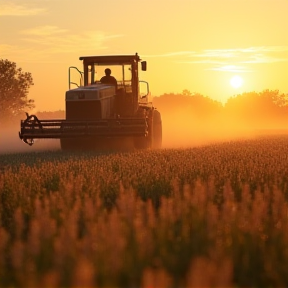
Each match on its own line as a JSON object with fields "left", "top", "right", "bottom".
{"left": 134, "top": 108, "right": 162, "bottom": 150}
{"left": 152, "top": 109, "right": 162, "bottom": 149}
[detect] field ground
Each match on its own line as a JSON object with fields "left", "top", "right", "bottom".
{"left": 0, "top": 134, "right": 288, "bottom": 287}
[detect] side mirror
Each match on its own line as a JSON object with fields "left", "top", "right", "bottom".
{"left": 141, "top": 61, "right": 147, "bottom": 71}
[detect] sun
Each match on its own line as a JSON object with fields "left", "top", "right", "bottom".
{"left": 230, "top": 75, "right": 243, "bottom": 89}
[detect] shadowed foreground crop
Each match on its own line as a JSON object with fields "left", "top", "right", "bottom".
{"left": 0, "top": 135, "right": 288, "bottom": 287}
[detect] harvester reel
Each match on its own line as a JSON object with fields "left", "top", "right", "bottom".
{"left": 19, "top": 113, "right": 42, "bottom": 146}
{"left": 21, "top": 137, "right": 34, "bottom": 146}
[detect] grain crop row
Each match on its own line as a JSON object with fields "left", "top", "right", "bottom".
{"left": 0, "top": 135, "right": 288, "bottom": 287}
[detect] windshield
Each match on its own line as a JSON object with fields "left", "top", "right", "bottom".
{"left": 87, "top": 64, "right": 132, "bottom": 88}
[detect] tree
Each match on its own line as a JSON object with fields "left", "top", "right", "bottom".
{"left": 225, "top": 90, "right": 288, "bottom": 129}
{"left": 0, "top": 59, "right": 34, "bottom": 122}
{"left": 260, "top": 89, "right": 288, "bottom": 107}
{"left": 153, "top": 90, "right": 223, "bottom": 117}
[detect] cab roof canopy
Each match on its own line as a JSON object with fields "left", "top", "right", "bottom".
{"left": 79, "top": 53, "right": 141, "bottom": 65}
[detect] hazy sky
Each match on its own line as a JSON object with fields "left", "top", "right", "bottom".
{"left": 1, "top": 0, "right": 288, "bottom": 111}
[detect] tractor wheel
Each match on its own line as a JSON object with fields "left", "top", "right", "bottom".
{"left": 152, "top": 109, "right": 162, "bottom": 149}
{"left": 134, "top": 109, "right": 162, "bottom": 150}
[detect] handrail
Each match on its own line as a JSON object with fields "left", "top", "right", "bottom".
{"left": 139, "top": 80, "right": 149, "bottom": 99}
{"left": 68, "top": 66, "right": 84, "bottom": 90}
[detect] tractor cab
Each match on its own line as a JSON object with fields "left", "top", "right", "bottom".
{"left": 68, "top": 53, "right": 149, "bottom": 118}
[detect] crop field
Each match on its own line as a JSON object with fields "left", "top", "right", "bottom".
{"left": 0, "top": 135, "right": 288, "bottom": 287}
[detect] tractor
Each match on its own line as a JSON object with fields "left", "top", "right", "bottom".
{"left": 19, "top": 53, "right": 162, "bottom": 150}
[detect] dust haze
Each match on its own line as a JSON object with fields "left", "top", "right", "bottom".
{"left": 1, "top": 110, "right": 287, "bottom": 155}
{"left": 162, "top": 113, "right": 255, "bottom": 148}
{"left": 0, "top": 111, "right": 64, "bottom": 154}
{"left": 154, "top": 92, "right": 288, "bottom": 148}
{"left": 0, "top": 122, "right": 60, "bottom": 155}
{"left": 159, "top": 107, "right": 288, "bottom": 148}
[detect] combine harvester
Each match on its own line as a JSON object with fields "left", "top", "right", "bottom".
{"left": 19, "top": 53, "right": 162, "bottom": 150}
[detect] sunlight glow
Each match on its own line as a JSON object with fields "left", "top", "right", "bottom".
{"left": 230, "top": 75, "right": 243, "bottom": 89}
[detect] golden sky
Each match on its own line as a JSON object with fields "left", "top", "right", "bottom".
{"left": 1, "top": 0, "right": 288, "bottom": 111}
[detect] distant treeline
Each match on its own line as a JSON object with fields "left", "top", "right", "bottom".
{"left": 153, "top": 89, "right": 288, "bottom": 130}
